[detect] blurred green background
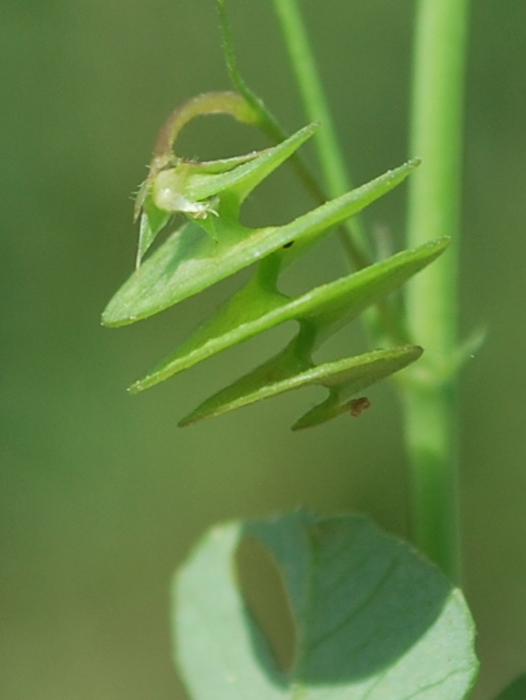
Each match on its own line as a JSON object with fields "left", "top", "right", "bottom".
{"left": 1, "top": 0, "right": 525, "bottom": 698}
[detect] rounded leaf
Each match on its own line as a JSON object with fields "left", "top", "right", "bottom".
{"left": 174, "top": 511, "right": 478, "bottom": 699}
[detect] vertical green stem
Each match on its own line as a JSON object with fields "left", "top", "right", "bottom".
{"left": 272, "top": 0, "right": 469, "bottom": 577}
{"left": 404, "top": 0, "right": 470, "bottom": 579}
{"left": 271, "top": 0, "right": 369, "bottom": 260}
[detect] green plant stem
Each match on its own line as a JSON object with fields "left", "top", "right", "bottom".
{"left": 272, "top": 0, "right": 414, "bottom": 349}
{"left": 403, "top": 0, "right": 470, "bottom": 580}
{"left": 217, "top": 0, "right": 326, "bottom": 222}
{"left": 271, "top": 0, "right": 370, "bottom": 263}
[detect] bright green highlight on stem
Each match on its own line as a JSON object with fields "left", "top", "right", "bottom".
{"left": 404, "top": 0, "right": 470, "bottom": 580}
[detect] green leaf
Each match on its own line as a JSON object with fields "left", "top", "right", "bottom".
{"left": 174, "top": 511, "right": 478, "bottom": 699}
{"left": 179, "top": 345, "right": 423, "bottom": 428}
{"left": 494, "top": 675, "right": 526, "bottom": 700}
{"left": 103, "top": 158, "right": 418, "bottom": 327}
{"left": 102, "top": 122, "right": 318, "bottom": 327}
{"left": 102, "top": 103, "right": 437, "bottom": 428}
{"left": 291, "top": 346, "right": 423, "bottom": 430}
{"left": 130, "top": 238, "right": 448, "bottom": 393}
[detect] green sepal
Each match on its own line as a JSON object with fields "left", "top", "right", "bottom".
{"left": 136, "top": 193, "right": 172, "bottom": 268}
{"left": 134, "top": 123, "right": 318, "bottom": 266}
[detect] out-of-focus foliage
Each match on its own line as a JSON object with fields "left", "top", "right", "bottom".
{"left": 1, "top": 2, "right": 525, "bottom": 699}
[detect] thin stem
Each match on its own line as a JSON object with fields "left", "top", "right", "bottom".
{"left": 271, "top": 0, "right": 414, "bottom": 346}
{"left": 403, "top": 0, "right": 470, "bottom": 580}
{"left": 153, "top": 92, "right": 258, "bottom": 160}
{"left": 270, "top": 0, "right": 370, "bottom": 262}
{"left": 217, "top": 0, "right": 324, "bottom": 208}
{"left": 219, "top": 0, "right": 373, "bottom": 272}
